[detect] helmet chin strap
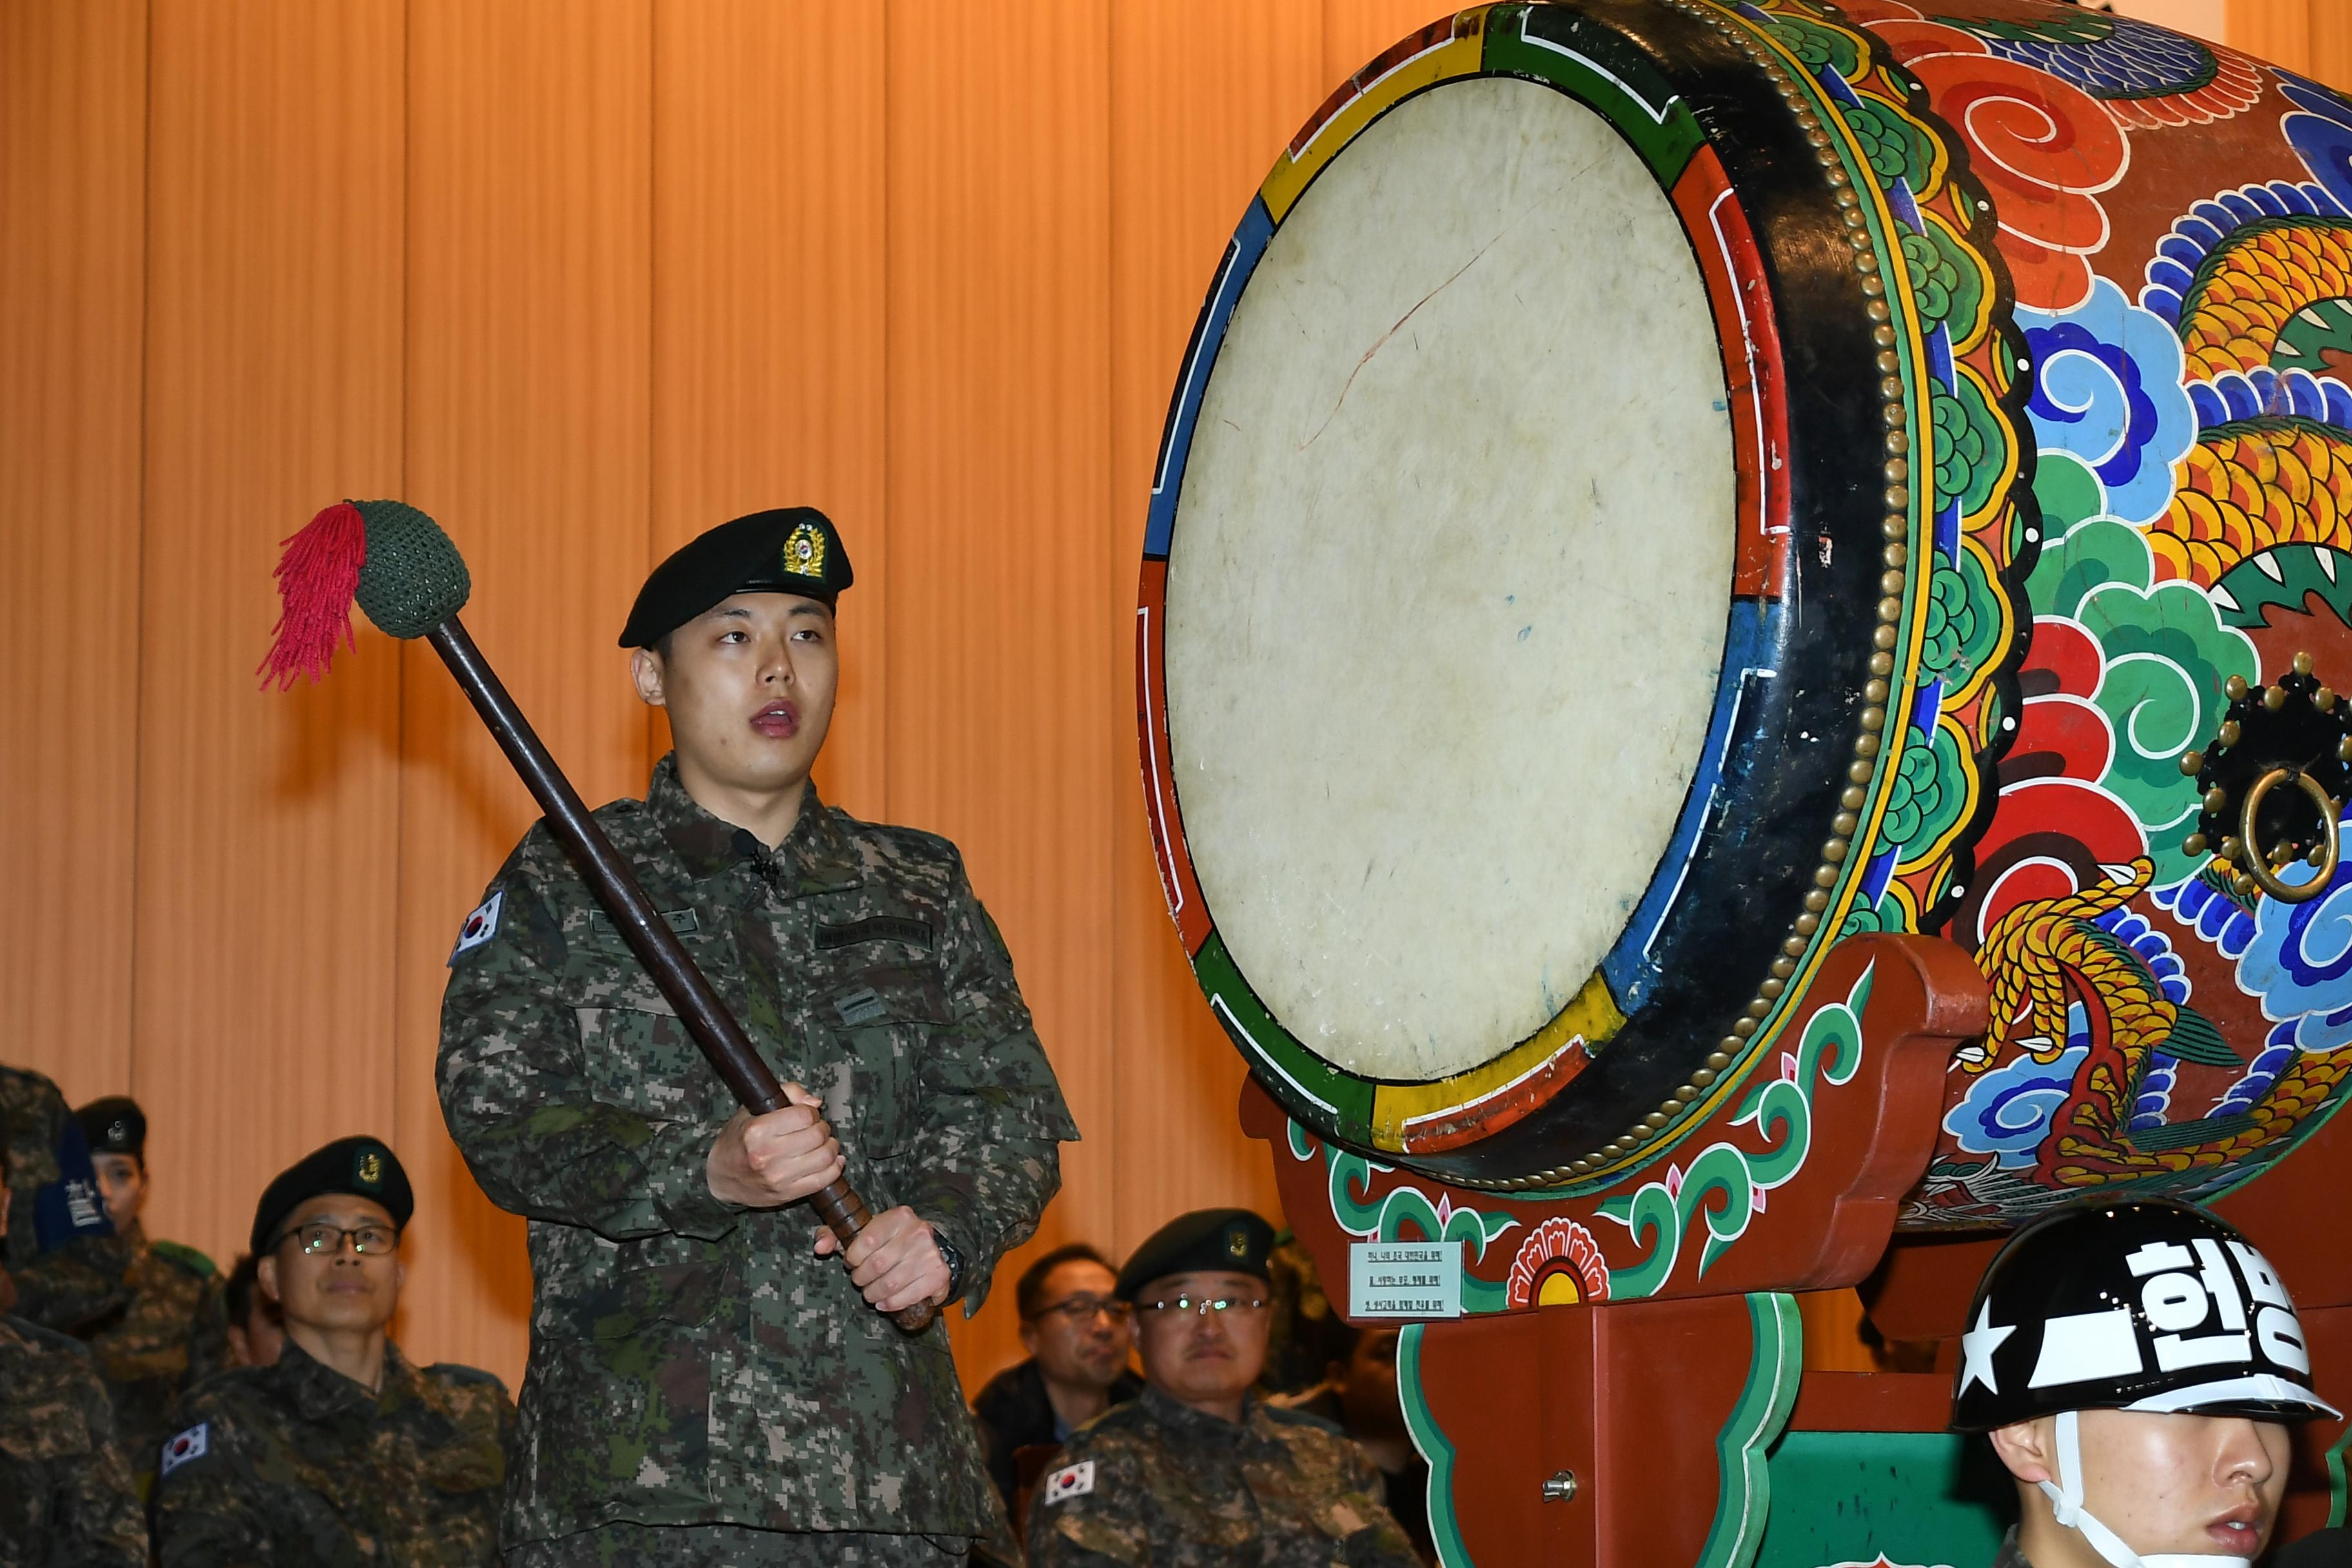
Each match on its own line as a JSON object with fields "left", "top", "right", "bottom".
{"left": 2037, "top": 1410, "right": 2253, "bottom": 1568}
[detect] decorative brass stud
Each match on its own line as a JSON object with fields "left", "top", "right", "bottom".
{"left": 1759, "top": 977, "right": 1786, "bottom": 1000}
{"left": 1842, "top": 783, "right": 1869, "bottom": 809}
{"left": 1848, "top": 759, "right": 1875, "bottom": 784}
{"left": 1690, "top": 1068, "right": 1716, "bottom": 1088}
{"left": 2204, "top": 786, "right": 2228, "bottom": 814}
{"left": 2184, "top": 833, "right": 2209, "bottom": 856}
{"left": 1783, "top": 934, "right": 1808, "bottom": 957}
{"left": 1834, "top": 808, "right": 1861, "bottom": 836}
{"left": 1855, "top": 733, "right": 1882, "bottom": 760}
{"left": 1882, "top": 544, "right": 1907, "bottom": 571}
{"left": 1795, "top": 910, "right": 1822, "bottom": 935}
{"left": 1732, "top": 1018, "right": 1758, "bottom": 1039}
{"left": 2225, "top": 674, "right": 2249, "bottom": 701}
{"left": 2180, "top": 749, "right": 2204, "bottom": 776}
{"left": 2318, "top": 687, "right": 2337, "bottom": 712}
{"left": 2220, "top": 834, "right": 2244, "bottom": 860}
{"left": 2339, "top": 736, "right": 2352, "bottom": 763}
{"left": 1709, "top": 1049, "right": 1736, "bottom": 1068}
{"left": 1813, "top": 864, "right": 1839, "bottom": 888}
{"left": 1872, "top": 324, "right": 1895, "bottom": 348}
{"left": 1770, "top": 956, "right": 1798, "bottom": 979}
{"left": 2265, "top": 685, "right": 2287, "bottom": 711}
{"left": 1886, "top": 428, "right": 1910, "bottom": 455}
{"left": 1868, "top": 653, "right": 1894, "bottom": 678}
{"left": 1881, "top": 515, "right": 1906, "bottom": 540}
{"left": 1886, "top": 456, "right": 1909, "bottom": 482}
{"left": 1867, "top": 300, "right": 1891, "bottom": 323}
{"left": 2296, "top": 651, "right": 2315, "bottom": 676}
{"left": 1803, "top": 888, "right": 1830, "bottom": 911}
{"left": 2220, "top": 720, "right": 2242, "bottom": 747}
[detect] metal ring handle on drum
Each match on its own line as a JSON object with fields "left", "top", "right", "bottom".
{"left": 2239, "top": 767, "right": 2340, "bottom": 904}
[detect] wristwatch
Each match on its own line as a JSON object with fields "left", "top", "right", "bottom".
{"left": 930, "top": 1224, "right": 966, "bottom": 1302}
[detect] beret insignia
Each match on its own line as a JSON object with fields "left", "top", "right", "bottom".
{"left": 357, "top": 1150, "right": 384, "bottom": 1188}
{"left": 783, "top": 520, "right": 828, "bottom": 580}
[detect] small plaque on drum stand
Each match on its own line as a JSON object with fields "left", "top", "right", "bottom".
{"left": 1349, "top": 1242, "right": 1464, "bottom": 1320}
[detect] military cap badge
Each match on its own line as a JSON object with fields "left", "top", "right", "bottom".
{"left": 782, "top": 519, "right": 828, "bottom": 581}
{"left": 357, "top": 1149, "right": 384, "bottom": 1188}
{"left": 1227, "top": 1226, "right": 1250, "bottom": 1260}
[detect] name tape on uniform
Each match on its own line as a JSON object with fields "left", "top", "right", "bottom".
{"left": 1042, "top": 1458, "right": 1095, "bottom": 1505}
{"left": 1350, "top": 1240, "right": 1464, "bottom": 1320}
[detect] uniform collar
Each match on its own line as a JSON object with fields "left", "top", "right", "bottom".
{"left": 1137, "top": 1383, "right": 1274, "bottom": 1450}
{"left": 646, "top": 753, "right": 863, "bottom": 894}
{"left": 275, "top": 1335, "right": 415, "bottom": 1421}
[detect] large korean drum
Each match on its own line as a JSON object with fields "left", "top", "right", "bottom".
{"left": 1140, "top": 0, "right": 2352, "bottom": 1218}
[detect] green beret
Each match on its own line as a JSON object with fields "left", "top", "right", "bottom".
{"left": 75, "top": 1097, "right": 146, "bottom": 1161}
{"left": 251, "top": 1136, "right": 413, "bottom": 1255}
{"left": 620, "top": 507, "right": 853, "bottom": 648}
{"left": 1115, "top": 1208, "right": 1277, "bottom": 1301}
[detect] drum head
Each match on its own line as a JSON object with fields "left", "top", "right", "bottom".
{"left": 1162, "top": 77, "right": 1737, "bottom": 1083}
{"left": 1140, "top": 5, "right": 1986, "bottom": 1186}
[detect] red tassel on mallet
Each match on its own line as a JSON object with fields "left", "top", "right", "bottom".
{"left": 258, "top": 501, "right": 369, "bottom": 690}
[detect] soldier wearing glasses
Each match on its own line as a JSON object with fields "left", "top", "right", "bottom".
{"left": 1026, "top": 1209, "right": 1417, "bottom": 1568}
{"left": 152, "top": 1137, "right": 514, "bottom": 1567}
{"left": 971, "top": 1243, "right": 1143, "bottom": 1504}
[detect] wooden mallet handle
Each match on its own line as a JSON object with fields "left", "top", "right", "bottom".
{"left": 430, "top": 616, "right": 937, "bottom": 1334}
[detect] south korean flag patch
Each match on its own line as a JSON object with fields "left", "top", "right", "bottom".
{"left": 1041, "top": 1458, "right": 1095, "bottom": 1506}
{"left": 159, "top": 1421, "right": 209, "bottom": 1478}
{"left": 448, "top": 890, "right": 504, "bottom": 966}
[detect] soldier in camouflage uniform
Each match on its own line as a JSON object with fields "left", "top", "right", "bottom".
{"left": 0, "top": 1063, "right": 132, "bottom": 1335}
{"left": 72, "top": 1097, "right": 230, "bottom": 1493}
{"left": 151, "top": 1136, "right": 514, "bottom": 1566}
{"left": 438, "top": 508, "right": 1077, "bottom": 1565}
{"left": 1029, "top": 1210, "right": 1417, "bottom": 1568}
{"left": 0, "top": 1109, "right": 148, "bottom": 1568}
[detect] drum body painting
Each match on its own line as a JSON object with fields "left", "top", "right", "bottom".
{"left": 1139, "top": 0, "right": 2352, "bottom": 1226}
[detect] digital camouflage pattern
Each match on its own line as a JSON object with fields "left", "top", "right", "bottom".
{"left": 0, "top": 1313, "right": 147, "bottom": 1568}
{"left": 438, "top": 757, "right": 1076, "bottom": 1551}
{"left": 1027, "top": 1386, "right": 1420, "bottom": 1568}
{"left": 504, "top": 1522, "right": 975, "bottom": 1567}
{"left": 151, "top": 1337, "right": 513, "bottom": 1567}
{"left": 0, "top": 1063, "right": 133, "bottom": 1335}
{"left": 81, "top": 1227, "right": 228, "bottom": 1494}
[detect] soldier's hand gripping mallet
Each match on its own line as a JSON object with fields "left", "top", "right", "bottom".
{"left": 259, "top": 498, "right": 938, "bottom": 1334}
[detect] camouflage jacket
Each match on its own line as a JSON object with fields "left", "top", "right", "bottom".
{"left": 0, "top": 1313, "right": 146, "bottom": 1568}
{"left": 150, "top": 1338, "right": 513, "bottom": 1567}
{"left": 0, "top": 1064, "right": 133, "bottom": 1335}
{"left": 83, "top": 1228, "right": 229, "bottom": 1489}
{"left": 1027, "top": 1387, "right": 1419, "bottom": 1568}
{"left": 437, "top": 757, "right": 1077, "bottom": 1542}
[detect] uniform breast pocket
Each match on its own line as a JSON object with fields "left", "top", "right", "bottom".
{"left": 575, "top": 972, "right": 729, "bottom": 1121}
{"left": 832, "top": 966, "right": 951, "bottom": 1161}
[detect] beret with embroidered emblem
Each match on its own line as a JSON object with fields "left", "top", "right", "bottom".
{"left": 1115, "top": 1208, "right": 1277, "bottom": 1300}
{"left": 620, "top": 507, "right": 853, "bottom": 647}
{"left": 75, "top": 1096, "right": 147, "bottom": 1161}
{"left": 250, "top": 1136, "right": 413, "bottom": 1254}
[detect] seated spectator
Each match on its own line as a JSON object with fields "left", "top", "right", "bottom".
{"left": 972, "top": 1242, "right": 1144, "bottom": 1504}
{"left": 1955, "top": 1197, "right": 2334, "bottom": 1568}
{"left": 1278, "top": 1322, "right": 1433, "bottom": 1562}
{"left": 0, "top": 1105, "right": 146, "bottom": 1565}
{"left": 152, "top": 1136, "right": 513, "bottom": 1566}
{"left": 73, "top": 1095, "right": 230, "bottom": 1493}
{"left": 219, "top": 1252, "right": 284, "bottom": 1368}
{"left": 1026, "top": 1208, "right": 1416, "bottom": 1568}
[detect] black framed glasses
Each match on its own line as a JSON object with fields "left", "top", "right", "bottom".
{"left": 1138, "top": 1294, "right": 1268, "bottom": 1317}
{"left": 1028, "top": 1295, "right": 1133, "bottom": 1326}
{"left": 278, "top": 1222, "right": 400, "bottom": 1257}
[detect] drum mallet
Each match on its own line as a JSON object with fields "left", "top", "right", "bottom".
{"left": 258, "top": 498, "right": 937, "bottom": 1334}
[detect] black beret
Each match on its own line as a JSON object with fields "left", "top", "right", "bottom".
{"left": 620, "top": 507, "right": 853, "bottom": 648}
{"left": 1115, "top": 1208, "right": 1277, "bottom": 1300}
{"left": 251, "top": 1136, "right": 413, "bottom": 1255}
{"left": 75, "top": 1097, "right": 146, "bottom": 1160}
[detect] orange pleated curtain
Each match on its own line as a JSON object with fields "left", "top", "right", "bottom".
{"left": 5, "top": 0, "right": 2344, "bottom": 1398}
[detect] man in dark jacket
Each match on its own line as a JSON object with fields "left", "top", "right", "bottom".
{"left": 970, "top": 1243, "right": 1142, "bottom": 1504}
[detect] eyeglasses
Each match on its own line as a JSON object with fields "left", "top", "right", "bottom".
{"left": 278, "top": 1222, "right": 399, "bottom": 1257}
{"left": 1028, "top": 1295, "right": 1134, "bottom": 1326}
{"left": 1139, "top": 1295, "right": 1268, "bottom": 1317}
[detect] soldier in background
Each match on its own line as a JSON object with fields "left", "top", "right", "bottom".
{"left": 150, "top": 1137, "right": 513, "bottom": 1567}
{"left": 1027, "top": 1209, "right": 1418, "bottom": 1568}
{"left": 0, "top": 1062, "right": 132, "bottom": 1332}
{"left": 73, "top": 1096, "right": 230, "bottom": 1491}
{"left": 219, "top": 1253, "right": 284, "bottom": 1368}
{"left": 0, "top": 1107, "right": 148, "bottom": 1567}
{"left": 1275, "top": 1322, "right": 1433, "bottom": 1563}
{"left": 440, "top": 507, "right": 1078, "bottom": 1565}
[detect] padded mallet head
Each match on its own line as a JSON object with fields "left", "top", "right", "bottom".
{"left": 260, "top": 500, "right": 473, "bottom": 688}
